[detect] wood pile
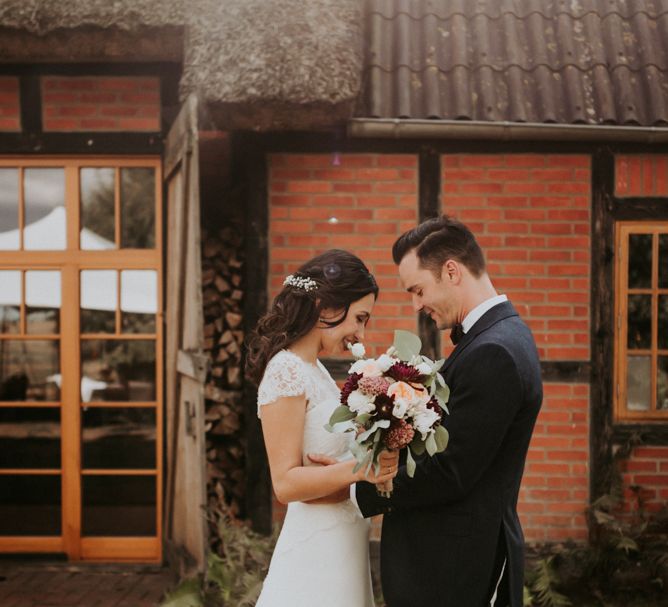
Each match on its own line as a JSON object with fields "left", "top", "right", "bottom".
{"left": 201, "top": 223, "right": 246, "bottom": 522}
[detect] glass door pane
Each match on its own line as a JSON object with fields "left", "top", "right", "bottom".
{"left": 80, "top": 168, "right": 115, "bottom": 250}
{"left": 24, "top": 168, "right": 66, "bottom": 250}
{"left": 0, "top": 168, "right": 19, "bottom": 250}
{"left": 82, "top": 475, "right": 156, "bottom": 536}
{"left": 0, "top": 475, "right": 61, "bottom": 535}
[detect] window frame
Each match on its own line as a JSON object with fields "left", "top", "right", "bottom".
{"left": 0, "top": 156, "right": 163, "bottom": 562}
{"left": 614, "top": 221, "right": 668, "bottom": 422}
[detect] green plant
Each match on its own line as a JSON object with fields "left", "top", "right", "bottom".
{"left": 161, "top": 511, "right": 279, "bottom": 607}
{"left": 524, "top": 436, "right": 668, "bottom": 606}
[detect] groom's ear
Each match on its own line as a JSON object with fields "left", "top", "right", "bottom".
{"left": 443, "top": 259, "right": 460, "bottom": 283}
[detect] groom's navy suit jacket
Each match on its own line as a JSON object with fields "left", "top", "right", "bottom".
{"left": 356, "top": 301, "right": 542, "bottom": 607}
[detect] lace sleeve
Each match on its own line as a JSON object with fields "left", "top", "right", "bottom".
{"left": 257, "top": 351, "right": 307, "bottom": 416}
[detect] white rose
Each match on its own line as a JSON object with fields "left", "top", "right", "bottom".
{"left": 349, "top": 342, "right": 366, "bottom": 358}
{"left": 376, "top": 353, "right": 395, "bottom": 372}
{"left": 347, "top": 390, "right": 376, "bottom": 415}
{"left": 392, "top": 399, "right": 408, "bottom": 418}
{"left": 414, "top": 408, "right": 440, "bottom": 439}
{"left": 349, "top": 358, "right": 383, "bottom": 378}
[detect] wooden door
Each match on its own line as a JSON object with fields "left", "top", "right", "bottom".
{"left": 0, "top": 157, "right": 163, "bottom": 561}
{"left": 164, "top": 95, "right": 208, "bottom": 572}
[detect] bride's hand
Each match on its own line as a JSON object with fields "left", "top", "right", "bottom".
{"left": 358, "top": 449, "right": 399, "bottom": 485}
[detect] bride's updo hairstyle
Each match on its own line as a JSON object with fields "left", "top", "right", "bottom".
{"left": 245, "top": 249, "right": 378, "bottom": 385}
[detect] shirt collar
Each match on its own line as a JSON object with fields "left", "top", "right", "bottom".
{"left": 461, "top": 294, "right": 508, "bottom": 334}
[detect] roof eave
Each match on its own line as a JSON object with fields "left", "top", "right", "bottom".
{"left": 348, "top": 119, "right": 668, "bottom": 144}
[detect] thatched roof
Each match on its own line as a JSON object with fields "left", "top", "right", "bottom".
{"left": 0, "top": 0, "right": 364, "bottom": 130}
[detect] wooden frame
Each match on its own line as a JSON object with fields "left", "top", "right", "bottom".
{"left": 0, "top": 156, "right": 163, "bottom": 562}
{"left": 614, "top": 222, "right": 668, "bottom": 422}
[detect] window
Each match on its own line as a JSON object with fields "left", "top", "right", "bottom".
{"left": 615, "top": 222, "right": 668, "bottom": 421}
{"left": 0, "top": 158, "right": 162, "bottom": 561}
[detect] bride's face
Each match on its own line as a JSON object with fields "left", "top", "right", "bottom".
{"left": 318, "top": 293, "right": 375, "bottom": 356}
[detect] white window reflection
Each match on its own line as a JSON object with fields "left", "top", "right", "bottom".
{"left": 26, "top": 271, "right": 61, "bottom": 334}
{"left": 121, "top": 270, "right": 157, "bottom": 333}
{"left": 81, "top": 270, "right": 117, "bottom": 334}
{"left": 24, "top": 168, "right": 66, "bottom": 250}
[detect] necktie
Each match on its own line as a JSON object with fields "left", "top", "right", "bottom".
{"left": 450, "top": 323, "right": 464, "bottom": 345}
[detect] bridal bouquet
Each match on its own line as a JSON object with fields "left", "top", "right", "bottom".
{"left": 326, "top": 330, "right": 450, "bottom": 496}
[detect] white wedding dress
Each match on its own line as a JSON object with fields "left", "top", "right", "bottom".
{"left": 255, "top": 350, "right": 374, "bottom": 607}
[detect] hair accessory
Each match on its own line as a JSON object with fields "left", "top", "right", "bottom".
{"left": 323, "top": 262, "right": 342, "bottom": 280}
{"left": 283, "top": 274, "right": 318, "bottom": 292}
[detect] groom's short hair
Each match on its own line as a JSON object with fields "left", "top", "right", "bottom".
{"left": 392, "top": 214, "right": 486, "bottom": 278}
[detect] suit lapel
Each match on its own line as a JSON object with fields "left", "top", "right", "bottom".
{"left": 441, "top": 300, "right": 519, "bottom": 374}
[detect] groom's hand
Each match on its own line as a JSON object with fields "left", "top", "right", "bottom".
{"left": 304, "top": 453, "right": 349, "bottom": 504}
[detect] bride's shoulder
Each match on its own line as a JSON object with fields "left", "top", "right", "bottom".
{"left": 264, "top": 349, "right": 305, "bottom": 374}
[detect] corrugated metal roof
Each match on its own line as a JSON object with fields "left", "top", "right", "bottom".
{"left": 359, "top": 0, "right": 668, "bottom": 126}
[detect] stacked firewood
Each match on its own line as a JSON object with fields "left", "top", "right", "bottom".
{"left": 201, "top": 223, "right": 246, "bottom": 522}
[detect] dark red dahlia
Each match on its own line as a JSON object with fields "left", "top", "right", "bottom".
{"left": 341, "top": 372, "right": 362, "bottom": 405}
{"left": 374, "top": 393, "right": 395, "bottom": 419}
{"left": 386, "top": 362, "right": 424, "bottom": 383}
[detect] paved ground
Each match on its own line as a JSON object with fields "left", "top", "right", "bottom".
{"left": 0, "top": 561, "right": 176, "bottom": 607}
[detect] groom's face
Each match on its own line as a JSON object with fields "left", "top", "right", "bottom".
{"left": 398, "top": 250, "right": 459, "bottom": 330}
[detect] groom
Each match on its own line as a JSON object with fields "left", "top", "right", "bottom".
{"left": 361, "top": 215, "right": 542, "bottom": 606}
{"left": 315, "top": 215, "right": 542, "bottom": 607}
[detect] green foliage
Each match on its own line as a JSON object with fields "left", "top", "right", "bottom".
{"left": 161, "top": 511, "right": 279, "bottom": 607}
{"left": 161, "top": 578, "right": 204, "bottom": 607}
{"left": 392, "top": 329, "right": 422, "bottom": 361}
{"left": 525, "top": 556, "right": 572, "bottom": 607}
{"left": 524, "top": 492, "right": 668, "bottom": 606}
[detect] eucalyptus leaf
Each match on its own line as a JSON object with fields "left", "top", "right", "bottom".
{"left": 436, "top": 383, "right": 450, "bottom": 405}
{"left": 393, "top": 330, "right": 422, "bottom": 361}
{"left": 328, "top": 405, "right": 355, "bottom": 425}
{"left": 355, "top": 413, "right": 373, "bottom": 425}
{"left": 425, "top": 432, "right": 437, "bottom": 456}
{"left": 406, "top": 446, "right": 417, "bottom": 477}
{"left": 358, "top": 419, "right": 390, "bottom": 441}
{"left": 410, "top": 435, "right": 426, "bottom": 455}
{"left": 433, "top": 359, "right": 445, "bottom": 372}
{"left": 434, "top": 424, "right": 449, "bottom": 452}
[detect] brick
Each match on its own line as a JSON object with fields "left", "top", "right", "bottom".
{"left": 376, "top": 154, "right": 417, "bottom": 167}
{"left": 504, "top": 155, "right": 546, "bottom": 168}
{"left": 333, "top": 182, "right": 373, "bottom": 193}
{"left": 531, "top": 169, "right": 575, "bottom": 181}
{"left": 117, "top": 118, "right": 160, "bottom": 130}
{"left": 547, "top": 155, "right": 590, "bottom": 168}
{"left": 374, "top": 181, "right": 417, "bottom": 194}
{"left": 286, "top": 180, "right": 332, "bottom": 194}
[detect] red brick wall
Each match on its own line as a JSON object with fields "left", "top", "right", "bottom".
{"left": 613, "top": 153, "right": 668, "bottom": 524}
{"left": 268, "top": 153, "right": 419, "bottom": 356}
{"left": 441, "top": 154, "right": 591, "bottom": 361}
{"left": 615, "top": 154, "right": 668, "bottom": 197}
{"left": 440, "top": 154, "right": 592, "bottom": 542}
{"left": 519, "top": 383, "right": 590, "bottom": 541}
{"left": 620, "top": 446, "right": 668, "bottom": 515}
{"left": 0, "top": 77, "right": 20, "bottom": 131}
{"left": 41, "top": 76, "right": 160, "bottom": 131}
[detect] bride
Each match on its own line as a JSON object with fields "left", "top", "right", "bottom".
{"left": 245, "top": 249, "right": 399, "bottom": 607}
